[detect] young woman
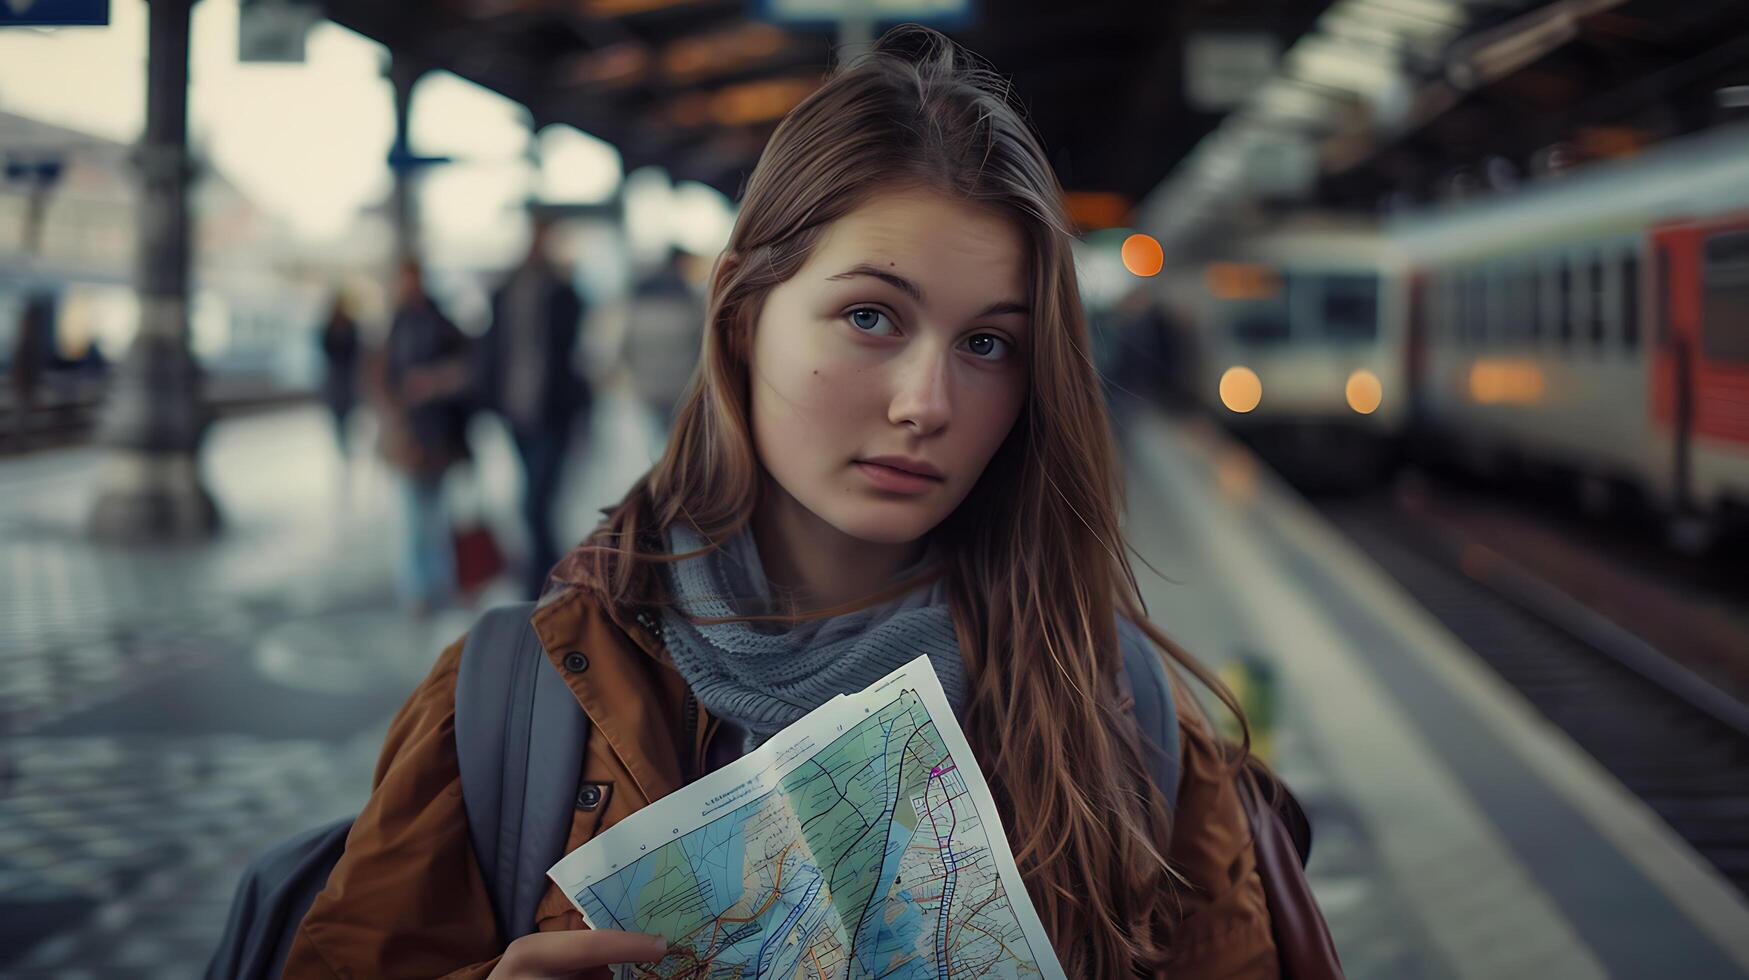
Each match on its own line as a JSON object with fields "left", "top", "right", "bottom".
{"left": 286, "top": 26, "right": 1276, "bottom": 979}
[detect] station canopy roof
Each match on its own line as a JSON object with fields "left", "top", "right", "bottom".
{"left": 1138, "top": 0, "right": 1749, "bottom": 248}
{"left": 320, "top": 0, "right": 1335, "bottom": 229}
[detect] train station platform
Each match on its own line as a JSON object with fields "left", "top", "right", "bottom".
{"left": 2, "top": 392, "right": 1746, "bottom": 977}
{"left": 1120, "top": 409, "right": 1749, "bottom": 979}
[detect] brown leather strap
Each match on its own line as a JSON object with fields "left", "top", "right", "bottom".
{"left": 1238, "top": 764, "right": 1346, "bottom": 980}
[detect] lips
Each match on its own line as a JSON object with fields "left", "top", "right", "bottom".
{"left": 857, "top": 456, "right": 945, "bottom": 480}
{"left": 854, "top": 461, "right": 941, "bottom": 494}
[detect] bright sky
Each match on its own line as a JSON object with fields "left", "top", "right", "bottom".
{"left": 0, "top": 0, "right": 636, "bottom": 249}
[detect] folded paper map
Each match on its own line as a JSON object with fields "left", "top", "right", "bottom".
{"left": 547, "top": 655, "right": 1067, "bottom": 979}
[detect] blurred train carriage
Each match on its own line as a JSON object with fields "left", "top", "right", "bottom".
{"left": 1160, "top": 222, "right": 1411, "bottom": 487}
{"left": 1164, "top": 124, "right": 1749, "bottom": 535}
{"left": 1394, "top": 122, "right": 1749, "bottom": 534}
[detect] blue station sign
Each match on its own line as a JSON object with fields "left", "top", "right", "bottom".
{"left": 0, "top": 1, "right": 110, "bottom": 26}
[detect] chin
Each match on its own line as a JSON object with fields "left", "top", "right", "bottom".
{"left": 822, "top": 502, "right": 942, "bottom": 546}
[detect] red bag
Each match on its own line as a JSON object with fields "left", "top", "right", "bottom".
{"left": 448, "top": 459, "right": 506, "bottom": 596}
{"left": 452, "top": 522, "right": 506, "bottom": 596}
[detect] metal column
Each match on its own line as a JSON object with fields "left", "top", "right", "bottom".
{"left": 386, "top": 56, "right": 428, "bottom": 265}
{"left": 88, "top": 0, "right": 218, "bottom": 540}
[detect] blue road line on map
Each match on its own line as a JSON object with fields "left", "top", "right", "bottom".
{"left": 753, "top": 874, "right": 824, "bottom": 976}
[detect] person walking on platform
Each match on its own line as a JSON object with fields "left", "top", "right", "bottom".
{"left": 284, "top": 27, "right": 1334, "bottom": 980}
{"left": 622, "top": 245, "right": 704, "bottom": 433}
{"left": 317, "top": 292, "right": 362, "bottom": 462}
{"left": 7, "top": 294, "right": 52, "bottom": 451}
{"left": 475, "top": 215, "right": 589, "bottom": 600}
{"left": 374, "top": 259, "right": 473, "bottom": 617}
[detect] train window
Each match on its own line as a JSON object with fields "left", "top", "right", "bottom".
{"left": 1621, "top": 253, "right": 1639, "bottom": 351}
{"left": 1499, "top": 265, "right": 1517, "bottom": 345}
{"left": 1230, "top": 281, "right": 1291, "bottom": 345}
{"left": 1557, "top": 258, "right": 1574, "bottom": 349}
{"left": 1518, "top": 264, "right": 1538, "bottom": 345}
{"left": 1655, "top": 246, "right": 1672, "bottom": 345}
{"left": 1466, "top": 267, "right": 1487, "bottom": 347}
{"left": 1587, "top": 253, "right": 1607, "bottom": 349}
{"left": 1702, "top": 231, "right": 1749, "bottom": 361}
{"left": 1441, "top": 271, "right": 1455, "bottom": 341}
{"left": 1231, "top": 310, "right": 1290, "bottom": 344}
{"left": 1321, "top": 274, "right": 1379, "bottom": 340}
{"left": 1447, "top": 273, "right": 1463, "bottom": 343}
{"left": 1483, "top": 266, "right": 1504, "bottom": 347}
{"left": 1451, "top": 271, "right": 1468, "bottom": 345}
{"left": 1529, "top": 260, "right": 1545, "bottom": 342}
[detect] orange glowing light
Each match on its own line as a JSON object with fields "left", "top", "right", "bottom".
{"left": 1205, "top": 262, "right": 1280, "bottom": 300}
{"left": 1346, "top": 369, "right": 1383, "bottom": 414}
{"left": 1219, "top": 366, "right": 1263, "bottom": 413}
{"left": 1466, "top": 359, "right": 1546, "bottom": 405}
{"left": 1121, "top": 233, "right": 1164, "bottom": 277}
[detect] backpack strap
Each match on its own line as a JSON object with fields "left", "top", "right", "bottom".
{"left": 1118, "top": 616, "right": 1181, "bottom": 812}
{"left": 455, "top": 602, "right": 592, "bottom": 943}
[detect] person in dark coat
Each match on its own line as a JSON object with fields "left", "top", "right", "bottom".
{"left": 474, "top": 217, "right": 589, "bottom": 599}
{"left": 375, "top": 259, "right": 473, "bottom": 614}
{"left": 318, "top": 292, "right": 362, "bottom": 458}
{"left": 7, "top": 294, "right": 53, "bottom": 449}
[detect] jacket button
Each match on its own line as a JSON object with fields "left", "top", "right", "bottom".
{"left": 575, "top": 783, "right": 606, "bottom": 810}
{"left": 562, "top": 652, "right": 589, "bottom": 673}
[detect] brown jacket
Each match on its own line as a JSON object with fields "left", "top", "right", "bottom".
{"left": 284, "top": 586, "right": 1277, "bottom": 978}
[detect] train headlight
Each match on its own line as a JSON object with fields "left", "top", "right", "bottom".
{"left": 1219, "top": 366, "right": 1262, "bottom": 413}
{"left": 1345, "top": 369, "right": 1383, "bottom": 415}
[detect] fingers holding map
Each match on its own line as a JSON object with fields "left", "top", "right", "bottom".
{"left": 546, "top": 656, "right": 1068, "bottom": 980}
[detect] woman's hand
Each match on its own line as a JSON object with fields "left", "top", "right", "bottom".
{"left": 487, "top": 929, "right": 669, "bottom": 979}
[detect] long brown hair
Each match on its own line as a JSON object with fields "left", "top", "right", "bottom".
{"left": 555, "top": 25, "right": 1247, "bottom": 975}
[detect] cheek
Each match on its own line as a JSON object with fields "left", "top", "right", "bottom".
{"left": 757, "top": 341, "right": 868, "bottom": 425}
{"left": 963, "top": 376, "right": 1027, "bottom": 449}
{"left": 750, "top": 330, "right": 869, "bottom": 471}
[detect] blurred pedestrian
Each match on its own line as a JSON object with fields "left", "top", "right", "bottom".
{"left": 476, "top": 216, "right": 588, "bottom": 599}
{"left": 622, "top": 246, "right": 704, "bottom": 433}
{"left": 318, "top": 291, "right": 363, "bottom": 460}
{"left": 7, "top": 294, "right": 52, "bottom": 450}
{"left": 374, "top": 259, "right": 473, "bottom": 616}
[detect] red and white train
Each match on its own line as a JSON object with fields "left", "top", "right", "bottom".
{"left": 1163, "top": 122, "right": 1749, "bottom": 527}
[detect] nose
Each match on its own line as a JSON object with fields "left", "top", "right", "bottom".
{"left": 887, "top": 346, "right": 952, "bottom": 435}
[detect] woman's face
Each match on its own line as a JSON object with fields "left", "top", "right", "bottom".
{"left": 747, "top": 187, "right": 1031, "bottom": 546}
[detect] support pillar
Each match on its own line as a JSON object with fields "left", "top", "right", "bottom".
{"left": 88, "top": 0, "right": 218, "bottom": 541}
{"left": 386, "top": 56, "right": 428, "bottom": 266}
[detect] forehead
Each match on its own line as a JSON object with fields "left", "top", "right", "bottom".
{"left": 805, "top": 189, "right": 1028, "bottom": 303}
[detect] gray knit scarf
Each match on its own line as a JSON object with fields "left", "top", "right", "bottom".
{"left": 657, "top": 521, "right": 970, "bottom": 752}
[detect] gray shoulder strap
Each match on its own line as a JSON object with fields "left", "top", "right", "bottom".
{"left": 1119, "top": 616, "right": 1182, "bottom": 812}
{"left": 455, "top": 602, "right": 591, "bottom": 943}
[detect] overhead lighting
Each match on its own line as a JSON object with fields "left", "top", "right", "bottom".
{"left": 661, "top": 24, "right": 788, "bottom": 83}
{"left": 554, "top": 42, "right": 650, "bottom": 88}
{"left": 1252, "top": 81, "right": 1341, "bottom": 126}
{"left": 1289, "top": 37, "right": 1403, "bottom": 98}
{"left": 707, "top": 78, "right": 818, "bottom": 125}
{"left": 1319, "top": 8, "right": 1411, "bottom": 50}
{"left": 1448, "top": 2, "right": 1589, "bottom": 90}
{"left": 1346, "top": 0, "right": 1465, "bottom": 29}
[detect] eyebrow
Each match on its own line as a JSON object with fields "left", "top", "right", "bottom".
{"left": 825, "top": 264, "right": 1030, "bottom": 320}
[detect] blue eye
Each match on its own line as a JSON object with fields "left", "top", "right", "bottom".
{"left": 965, "top": 333, "right": 1012, "bottom": 361}
{"left": 847, "top": 308, "right": 893, "bottom": 335}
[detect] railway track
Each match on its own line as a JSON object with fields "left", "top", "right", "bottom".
{"left": 1319, "top": 494, "right": 1749, "bottom": 898}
